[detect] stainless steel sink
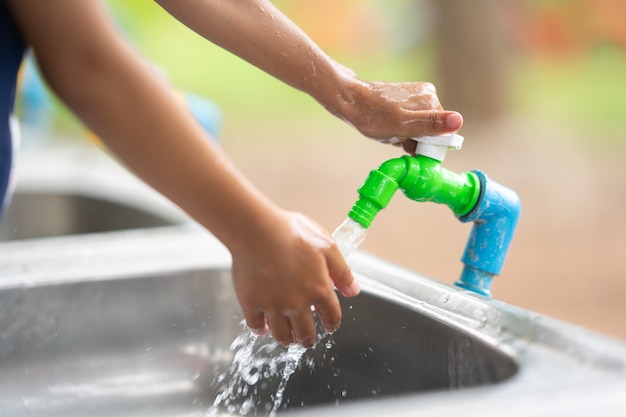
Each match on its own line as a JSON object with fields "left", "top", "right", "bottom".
{"left": 0, "top": 258, "right": 517, "bottom": 416}
{"left": 1, "top": 227, "right": 625, "bottom": 417}
{"left": 0, "top": 267, "right": 238, "bottom": 416}
{"left": 0, "top": 191, "right": 175, "bottom": 240}
{"left": 0, "top": 145, "right": 186, "bottom": 241}
{"left": 1, "top": 145, "right": 625, "bottom": 416}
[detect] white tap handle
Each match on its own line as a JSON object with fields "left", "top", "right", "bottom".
{"left": 411, "top": 134, "right": 464, "bottom": 161}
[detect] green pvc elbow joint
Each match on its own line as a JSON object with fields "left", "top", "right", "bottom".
{"left": 348, "top": 155, "right": 480, "bottom": 229}
{"left": 348, "top": 158, "right": 406, "bottom": 228}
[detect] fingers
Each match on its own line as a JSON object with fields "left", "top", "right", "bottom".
{"left": 264, "top": 297, "right": 345, "bottom": 347}
{"left": 327, "top": 251, "right": 360, "bottom": 299}
{"left": 249, "top": 308, "right": 324, "bottom": 348}
{"left": 428, "top": 110, "right": 458, "bottom": 133}
{"left": 314, "top": 296, "right": 342, "bottom": 334}
{"left": 370, "top": 110, "right": 462, "bottom": 150}
{"left": 243, "top": 309, "right": 268, "bottom": 336}
{"left": 377, "top": 110, "right": 461, "bottom": 154}
{"left": 402, "top": 139, "right": 417, "bottom": 155}
{"left": 288, "top": 309, "right": 317, "bottom": 348}
{"left": 308, "top": 243, "right": 358, "bottom": 336}
{"left": 266, "top": 313, "right": 295, "bottom": 346}
{"left": 398, "top": 110, "right": 463, "bottom": 138}
{"left": 241, "top": 256, "right": 353, "bottom": 348}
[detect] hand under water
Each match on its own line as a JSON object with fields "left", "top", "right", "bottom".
{"left": 230, "top": 211, "right": 359, "bottom": 348}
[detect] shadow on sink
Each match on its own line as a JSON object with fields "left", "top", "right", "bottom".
{"left": 0, "top": 267, "right": 517, "bottom": 416}
{"left": 0, "top": 191, "right": 177, "bottom": 241}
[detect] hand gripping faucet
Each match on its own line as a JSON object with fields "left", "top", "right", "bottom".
{"left": 347, "top": 135, "right": 521, "bottom": 297}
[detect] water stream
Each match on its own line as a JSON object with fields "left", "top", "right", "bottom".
{"left": 207, "top": 322, "right": 331, "bottom": 416}
{"left": 332, "top": 217, "right": 367, "bottom": 258}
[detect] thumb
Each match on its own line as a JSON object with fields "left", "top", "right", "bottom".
{"left": 399, "top": 110, "right": 463, "bottom": 137}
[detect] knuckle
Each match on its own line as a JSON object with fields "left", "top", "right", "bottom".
{"left": 427, "top": 110, "right": 444, "bottom": 132}
{"left": 422, "top": 81, "right": 436, "bottom": 93}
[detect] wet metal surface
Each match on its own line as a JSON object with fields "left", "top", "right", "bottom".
{"left": 0, "top": 264, "right": 518, "bottom": 416}
{"left": 0, "top": 192, "right": 174, "bottom": 240}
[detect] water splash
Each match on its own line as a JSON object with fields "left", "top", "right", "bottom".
{"left": 332, "top": 217, "right": 367, "bottom": 258}
{"left": 208, "top": 321, "right": 333, "bottom": 416}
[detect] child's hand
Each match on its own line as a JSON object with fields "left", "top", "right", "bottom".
{"left": 229, "top": 211, "right": 359, "bottom": 348}
{"left": 336, "top": 79, "right": 463, "bottom": 154}
{"left": 156, "top": 0, "right": 461, "bottom": 154}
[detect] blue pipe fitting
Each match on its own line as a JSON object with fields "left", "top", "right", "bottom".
{"left": 455, "top": 170, "right": 521, "bottom": 296}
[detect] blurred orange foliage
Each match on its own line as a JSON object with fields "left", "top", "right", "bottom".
{"left": 278, "top": 0, "right": 389, "bottom": 54}
{"left": 509, "top": 0, "right": 626, "bottom": 56}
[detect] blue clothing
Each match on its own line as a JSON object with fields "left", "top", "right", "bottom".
{"left": 0, "top": 2, "right": 26, "bottom": 216}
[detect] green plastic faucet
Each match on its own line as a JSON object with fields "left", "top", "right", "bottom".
{"left": 347, "top": 134, "right": 521, "bottom": 297}
{"left": 349, "top": 135, "right": 480, "bottom": 229}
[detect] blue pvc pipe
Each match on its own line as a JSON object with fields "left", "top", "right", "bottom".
{"left": 455, "top": 170, "right": 521, "bottom": 297}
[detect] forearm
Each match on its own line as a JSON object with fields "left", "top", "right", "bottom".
{"left": 76, "top": 55, "right": 279, "bottom": 253}
{"left": 155, "top": 0, "right": 356, "bottom": 118}
{"left": 156, "top": 0, "right": 462, "bottom": 141}
{"left": 9, "top": 0, "right": 277, "bottom": 253}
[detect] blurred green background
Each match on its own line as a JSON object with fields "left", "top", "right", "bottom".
{"left": 102, "top": 0, "right": 626, "bottom": 137}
